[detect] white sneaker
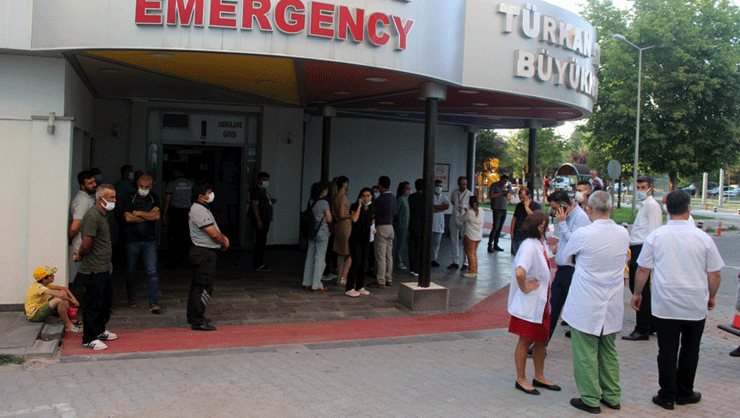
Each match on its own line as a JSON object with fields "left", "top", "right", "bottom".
{"left": 97, "top": 330, "right": 118, "bottom": 341}
{"left": 358, "top": 288, "right": 370, "bottom": 295}
{"left": 410, "top": 271, "right": 419, "bottom": 277}
{"left": 83, "top": 339, "right": 108, "bottom": 350}
{"left": 345, "top": 289, "right": 360, "bottom": 297}
{"left": 397, "top": 264, "right": 408, "bottom": 270}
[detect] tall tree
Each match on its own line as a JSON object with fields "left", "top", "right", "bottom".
{"left": 506, "top": 128, "right": 568, "bottom": 184}
{"left": 582, "top": 0, "right": 740, "bottom": 188}
{"left": 475, "top": 129, "right": 514, "bottom": 175}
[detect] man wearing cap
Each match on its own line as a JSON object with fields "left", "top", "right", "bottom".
{"left": 25, "top": 266, "right": 80, "bottom": 333}
{"left": 72, "top": 184, "right": 119, "bottom": 350}
{"left": 121, "top": 174, "right": 162, "bottom": 314}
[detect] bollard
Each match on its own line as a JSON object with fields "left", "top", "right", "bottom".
{"left": 717, "top": 221, "right": 722, "bottom": 237}
{"left": 697, "top": 221, "right": 703, "bottom": 230}
{"left": 734, "top": 311, "right": 740, "bottom": 329}
{"left": 714, "top": 207, "right": 717, "bottom": 212}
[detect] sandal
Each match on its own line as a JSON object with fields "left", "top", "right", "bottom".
{"left": 312, "top": 287, "right": 328, "bottom": 292}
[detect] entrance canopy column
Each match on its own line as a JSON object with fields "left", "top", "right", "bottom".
{"left": 466, "top": 127, "right": 477, "bottom": 191}
{"left": 418, "top": 82, "right": 446, "bottom": 288}
{"left": 525, "top": 120, "right": 542, "bottom": 190}
{"left": 321, "top": 106, "right": 336, "bottom": 182}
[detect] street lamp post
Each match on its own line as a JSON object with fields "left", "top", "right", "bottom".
{"left": 612, "top": 34, "right": 663, "bottom": 217}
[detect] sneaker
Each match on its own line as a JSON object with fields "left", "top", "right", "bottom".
{"left": 66, "top": 325, "right": 83, "bottom": 334}
{"left": 326, "top": 273, "right": 338, "bottom": 279}
{"left": 150, "top": 303, "right": 161, "bottom": 314}
{"left": 397, "top": 264, "right": 408, "bottom": 270}
{"left": 447, "top": 263, "right": 459, "bottom": 270}
{"left": 386, "top": 281, "right": 392, "bottom": 286}
{"left": 358, "top": 288, "right": 370, "bottom": 295}
{"left": 97, "top": 330, "right": 118, "bottom": 341}
{"left": 337, "top": 277, "right": 347, "bottom": 285}
{"left": 431, "top": 260, "right": 440, "bottom": 267}
{"left": 345, "top": 289, "right": 360, "bottom": 297}
{"left": 320, "top": 275, "right": 333, "bottom": 281}
{"left": 256, "top": 265, "right": 271, "bottom": 272}
{"left": 462, "top": 273, "right": 477, "bottom": 278}
{"left": 128, "top": 300, "right": 138, "bottom": 308}
{"left": 410, "top": 271, "right": 419, "bottom": 277}
{"left": 191, "top": 323, "right": 217, "bottom": 331}
{"left": 83, "top": 339, "right": 108, "bottom": 350}
{"left": 461, "top": 265, "right": 469, "bottom": 272}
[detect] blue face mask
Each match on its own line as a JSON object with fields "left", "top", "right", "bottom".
{"left": 636, "top": 189, "right": 650, "bottom": 201}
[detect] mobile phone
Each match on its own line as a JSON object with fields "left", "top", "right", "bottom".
{"left": 560, "top": 204, "right": 569, "bottom": 211}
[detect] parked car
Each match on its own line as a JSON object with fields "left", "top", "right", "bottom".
{"left": 614, "top": 182, "right": 631, "bottom": 193}
{"left": 708, "top": 186, "right": 731, "bottom": 197}
{"left": 682, "top": 184, "right": 696, "bottom": 196}
{"left": 723, "top": 187, "right": 740, "bottom": 198}
{"left": 551, "top": 176, "right": 572, "bottom": 190}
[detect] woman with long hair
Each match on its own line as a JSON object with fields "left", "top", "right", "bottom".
{"left": 331, "top": 176, "right": 352, "bottom": 285}
{"left": 461, "top": 195, "right": 485, "bottom": 278}
{"left": 302, "top": 181, "right": 332, "bottom": 291}
{"left": 346, "top": 188, "right": 374, "bottom": 297}
{"left": 507, "top": 210, "right": 560, "bottom": 396}
{"left": 393, "top": 181, "right": 411, "bottom": 269}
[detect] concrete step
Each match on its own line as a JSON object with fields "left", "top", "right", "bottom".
{"left": 39, "top": 323, "right": 64, "bottom": 341}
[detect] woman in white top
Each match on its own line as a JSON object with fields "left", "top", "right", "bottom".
{"left": 507, "top": 211, "right": 560, "bottom": 395}
{"left": 302, "top": 182, "right": 333, "bottom": 291}
{"left": 461, "top": 195, "right": 485, "bottom": 278}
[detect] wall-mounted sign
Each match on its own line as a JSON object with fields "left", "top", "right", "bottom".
{"left": 435, "top": 163, "right": 450, "bottom": 192}
{"left": 135, "top": 0, "right": 415, "bottom": 50}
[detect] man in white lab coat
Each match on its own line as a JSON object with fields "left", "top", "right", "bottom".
{"left": 561, "top": 191, "right": 630, "bottom": 414}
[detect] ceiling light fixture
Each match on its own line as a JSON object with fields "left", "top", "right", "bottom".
{"left": 148, "top": 52, "right": 175, "bottom": 58}
{"left": 365, "top": 77, "right": 388, "bottom": 83}
{"left": 472, "top": 103, "right": 488, "bottom": 107}
{"left": 458, "top": 89, "right": 479, "bottom": 94}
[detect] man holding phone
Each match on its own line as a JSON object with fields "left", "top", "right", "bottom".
{"left": 547, "top": 190, "right": 591, "bottom": 341}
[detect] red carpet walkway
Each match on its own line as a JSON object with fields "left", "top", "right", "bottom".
{"left": 62, "top": 286, "right": 512, "bottom": 356}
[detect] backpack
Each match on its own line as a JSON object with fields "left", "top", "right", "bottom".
{"left": 300, "top": 200, "right": 323, "bottom": 239}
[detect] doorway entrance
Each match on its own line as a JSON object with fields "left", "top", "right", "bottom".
{"left": 162, "top": 145, "right": 242, "bottom": 242}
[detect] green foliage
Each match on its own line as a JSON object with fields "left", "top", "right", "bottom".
{"left": 475, "top": 129, "right": 515, "bottom": 175}
{"left": 581, "top": 0, "right": 740, "bottom": 180}
{"left": 505, "top": 128, "right": 568, "bottom": 178}
{"left": 0, "top": 355, "right": 24, "bottom": 366}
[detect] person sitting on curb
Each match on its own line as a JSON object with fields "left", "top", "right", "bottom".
{"left": 25, "top": 266, "right": 81, "bottom": 333}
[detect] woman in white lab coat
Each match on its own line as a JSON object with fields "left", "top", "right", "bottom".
{"left": 507, "top": 210, "right": 560, "bottom": 395}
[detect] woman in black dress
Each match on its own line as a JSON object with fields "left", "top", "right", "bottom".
{"left": 346, "top": 188, "right": 374, "bottom": 297}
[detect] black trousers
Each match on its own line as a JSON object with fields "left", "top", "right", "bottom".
{"left": 253, "top": 220, "right": 270, "bottom": 268}
{"left": 408, "top": 230, "right": 422, "bottom": 273}
{"left": 487, "top": 209, "right": 508, "bottom": 248}
{"left": 655, "top": 317, "right": 705, "bottom": 401}
{"left": 78, "top": 271, "right": 113, "bottom": 344}
{"left": 168, "top": 207, "right": 190, "bottom": 265}
{"left": 347, "top": 240, "right": 369, "bottom": 291}
{"left": 629, "top": 244, "right": 655, "bottom": 333}
{"left": 548, "top": 265, "right": 575, "bottom": 341}
{"left": 187, "top": 246, "right": 218, "bottom": 326}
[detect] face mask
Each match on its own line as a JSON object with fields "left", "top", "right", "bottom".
{"left": 636, "top": 189, "right": 649, "bottom": 201}
{"left": 261, "top": 180, "right": 269, "bottom": 189}
{"left": 95, "top": 174, "right": 102, "bottom": 182}
{"left": 320, "top": 191, "right": 327, "bottom": 199}
{"left": 128, "top": 172, "right": 135, "bottom": 181}
{"left": 373, "top": 192, "right": 380, "bottom": 200}
{"left": 405, "top": 189, "right": 412, "bottom": 196}
{"left": 102, "top": 197, "right": 115, "bottom": 211}
{"left": 362, "top": 200, "right": 371, "bottom": 206}
{"left": 138, "top": 188, "right": 150, "bottom": 197}
{"left": 206, "top": 192, "right": 215, "bottom": 203}
{"left": 546, "top": 223, "right": 555, "bottom": 237}
{"left": 575, "top": 191, "right": 585, "bottom": 202}
{"left": 435, "top": 187, "right": 442, "bottom": 194}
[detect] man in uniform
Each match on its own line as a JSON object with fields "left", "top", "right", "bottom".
{"left": 188, "top": 181, "right": 230, "bottom": 331}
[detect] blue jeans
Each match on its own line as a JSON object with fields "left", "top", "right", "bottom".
{"left": 126, "top": 240, "right": 160, "bottom": 304}
{"left": 302, "top": 224, "right": 330, "bottom": 290}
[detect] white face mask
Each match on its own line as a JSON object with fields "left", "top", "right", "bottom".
{"left": 206, "top": 192, "right": 215, "bottom": 203}
{"left": 102, "top": 197, "right": 115, "bottom": 211}
{"left": 138, "top": 188, "right": 150, "bottom": 197}
{"left": 128, "top": 172, "right": 135, "bottom": 181}
{"left": 362, "top": 200, "right": 371, "bottom": 206}
{"left": 636, "top": 189, "right": 650, "bottom": 201}
{"left": 261, "top": 180, "right": 269, "bottom": 189}
{"left": 373, "top": 192, "right": 380, "bottom": 200}
{"left": 435, "top": 186, "right": 442, "bottom": 195}
{"left": 575, "top": 191, "right": 585, "bottom": 202}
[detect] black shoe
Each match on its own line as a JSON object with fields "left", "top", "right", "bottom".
{"left": 461, "top": 265, "right": 469, "bottom": 272}
{"left": 431, "top": 260, "right": 440, "bottom": 267}
{"left": 191, "top": 323, "right": 217, "bottom": 331}
{"left": 561, "top": 320, "right": 568, "bottom": 326}
{"left": 570, "top": 398, "right": 601, "bottom": 414}
{"left": 494, "top": 246, "right": 504, "bottom": 252}
{"left": 515, "top": 381, "right": 540, "bottom": 395}
{"left": 652, "top": 395, "right": 674, "bottom": 410}
{"left": 565, "top": 330, "right": 571, "bottom": 338}
{"left": 676, "top": 391, "right": 701, "bottom": 405}
{"left": 622, "top": 330, "right": 649, "bottom": 341}
{"left": 532, "top": 379, "right": 561, "bottom": 391}
{"left": 385, "top": 281, "right": 392, "bottom": 287}
{"left": 600, "top": 396, "right": 621, "bottom": 410}
{"left": 487, "top": 246, "right": 494, "bottom": 253}
{"left": 730, "top": 346, "right": 740, "bottom": 357}
{"left": 447, "top": 263, "right": 459, "bottom": 270}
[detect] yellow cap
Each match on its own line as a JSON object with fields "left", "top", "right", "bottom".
{"left": 33, "top": 266, "right": 57, "bottom": 281}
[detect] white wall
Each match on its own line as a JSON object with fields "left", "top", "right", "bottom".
{"left": 301, "top": 117, "right": 469, "bottom": 210}
{"left": 0, "top": 0, "right": 32, "bottom": 49}
{"left": 261, "top": 107, "right": 305, "bottom": 245}
{"left": 0, "top": 55, "right": 72, "bottom": 305}
{"left": 90, "top": 99, "right": 132, "bottom": 184}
